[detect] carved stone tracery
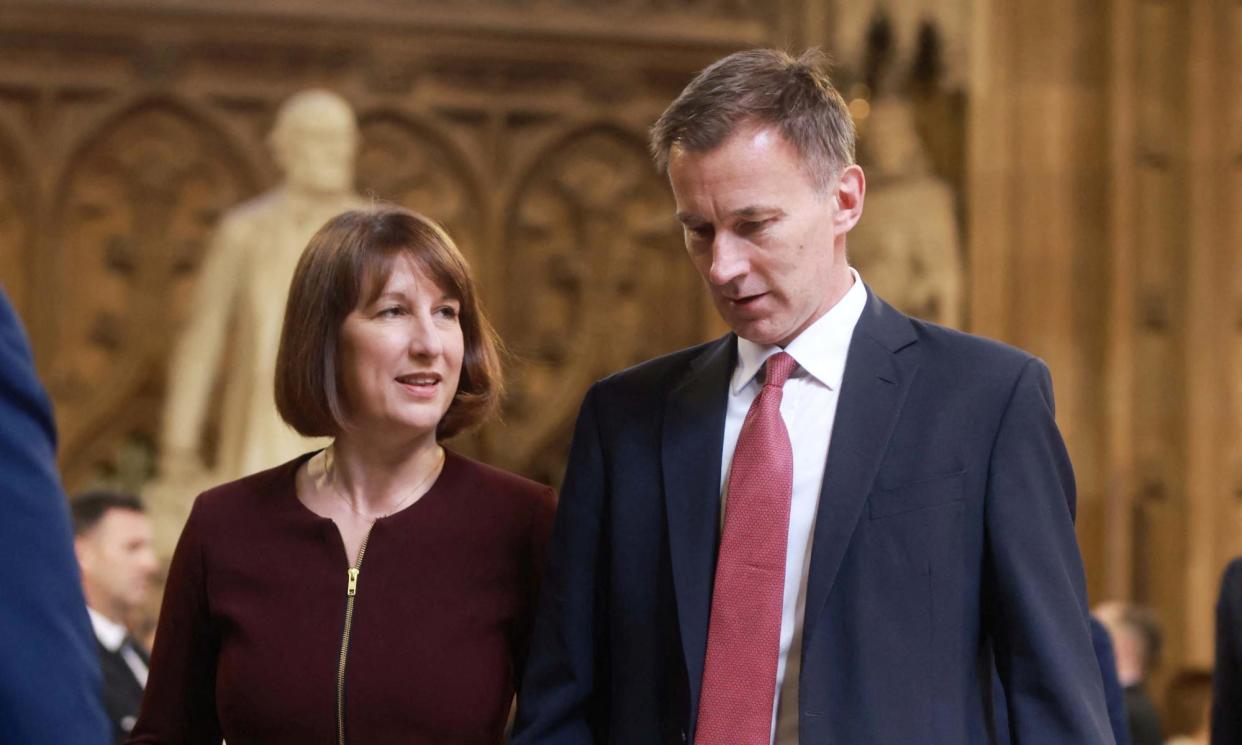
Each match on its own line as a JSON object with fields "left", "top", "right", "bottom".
{"left": 46, "top": 100, "right": 256, "bottom": 480}
{"left": 495, "top": 126, "right": 699, "bottom": 483}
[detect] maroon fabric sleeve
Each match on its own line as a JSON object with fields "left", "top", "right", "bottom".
{"left": 127, "top": 496, "right": 223, "bottom": 745}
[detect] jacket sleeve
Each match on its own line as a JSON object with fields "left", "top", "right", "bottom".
{"left": 126, "top": 497, "right": 223, "bottom": 745}
{"left": 0, "top": 290, "right": 110, "bottom": 745}
{"left": 1212, "top": 558, "right": 1242, "bottom": 743}
{"left": 513, "top": 385, "right": 609, "bottom": 744}
{"left": 511, "top": 483, "right": 559, "bottom": 694}
{"left": 983, "top": 358, "right": 1115, "bottom": 745}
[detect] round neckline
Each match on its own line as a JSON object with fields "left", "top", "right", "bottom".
{"left": 285, "top": 447, "right": 459, "bottom": 526}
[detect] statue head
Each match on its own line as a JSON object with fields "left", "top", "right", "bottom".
{"left": 862, "top": 97, "right": 929, "bottom": 180}
{"left": 269, "top": 89, "right": 359, "bottom": 196}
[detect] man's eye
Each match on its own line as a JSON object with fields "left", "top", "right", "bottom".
{"left": 687, "top": 225, "right": 713, "bottom": 240}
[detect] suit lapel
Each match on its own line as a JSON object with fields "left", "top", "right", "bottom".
{"left": 802, "top": 290, "right": 921, "bottom": 648}
{"left": 662, "top": 334, "right": 734, "bottom": 724}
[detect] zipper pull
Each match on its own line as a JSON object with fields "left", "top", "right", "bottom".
{"left": 347, "top": 567, "right": 359, "bottom": 596}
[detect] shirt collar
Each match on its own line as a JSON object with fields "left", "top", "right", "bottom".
{"left": 731, "top": 268, "right": 867, "bottom": 394}
{"left": 88, "top": 606, "right": 127, "bottom": 652}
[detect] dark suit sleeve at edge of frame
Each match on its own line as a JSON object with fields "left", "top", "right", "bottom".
{"left": 1212, "top": 559, "right": 1242, "bottom": 745}
{"left": 982, "top": 358, "right": 1115, "bottom": 745}
{"left": 0, "top": 290, "right": 109, "bottom": 745}
{"left": 513, "top": 384, "right": 609, "bottom": 745}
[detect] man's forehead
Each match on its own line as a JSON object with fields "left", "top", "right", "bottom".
{"left": 96, "top": 508, "right": 151, "bottom": 533}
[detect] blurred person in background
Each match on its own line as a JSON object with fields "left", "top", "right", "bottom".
{"left": 1163, "top": 669, "right": 1211, "bottom": 745}
{"left": 0, "top": 288, "right": 109, "bottom": 744}
{"left": 72, "top": 491, "right": 159, "bottom": 743}
{"left": 129, "top": 206, "right": 555, "bottom": 745}
{"left": 1097, "top": 602, "right": 1165, "bottom": 745}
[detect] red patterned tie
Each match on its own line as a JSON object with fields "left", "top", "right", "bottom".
{"left": 696, "top": 351, "right": 797, "bottom": 745}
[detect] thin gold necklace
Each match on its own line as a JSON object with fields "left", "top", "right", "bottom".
{"left": 326, "top": 446, "right": 445, "bottom": 521}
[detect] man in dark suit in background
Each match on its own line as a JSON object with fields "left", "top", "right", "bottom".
{"left": 0, "top": 288, "right": 109, "bottom": 745}
{"left": 71, "top": 491, "right": 159, "bottom": 743}
{"left": 1213, "top": 557, "right": 1242, "bottom": 744}
{"left": 514, "top": 48, "right": 1114, "bottom": 745}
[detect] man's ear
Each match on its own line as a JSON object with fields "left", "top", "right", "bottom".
{"left": 833, "top": 164, "right": 865, "bottom": 233}
{"left": 72, "top": 538, "right": 87, "bottom": 573}
{"left": 73, "top": 535, "right": 91, "bottom": 573}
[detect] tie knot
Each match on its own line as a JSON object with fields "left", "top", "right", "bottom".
{"left": 763, "top": 352, "right": 796, "bottom": 388}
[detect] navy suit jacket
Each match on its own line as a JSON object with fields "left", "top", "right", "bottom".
{"left": 0, "top": 290, "right": 109, "bottom": 744}
{"left": 514, "top": 289, "right": 1114, "bottom": 744}
{"left": 1213, "top": 557, "right": 1242, "bottom": 744}
{"left": 993, "top": 618, "right": 1131, "bottom": 745}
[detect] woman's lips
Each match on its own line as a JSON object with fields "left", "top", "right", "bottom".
{"left": 395, "top": 373, "right": 441, "bottom": 398}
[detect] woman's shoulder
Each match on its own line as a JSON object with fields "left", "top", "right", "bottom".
{"left": 443, "top": 449, "right": 555, "bottom": 513}
{"left": 188, "top": 452, "right": 312, "bottom": 527}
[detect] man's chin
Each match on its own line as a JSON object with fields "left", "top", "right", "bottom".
{"left": 727, "top": 319, "right": 786, "bottom": 347}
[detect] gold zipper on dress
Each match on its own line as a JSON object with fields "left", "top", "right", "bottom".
{"left": 336, "top": 527, "right": 373, "bottom": 745}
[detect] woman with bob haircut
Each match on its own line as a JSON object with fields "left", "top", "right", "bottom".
{"left": 129, "top": 206, "right": 556, "bottom": 745}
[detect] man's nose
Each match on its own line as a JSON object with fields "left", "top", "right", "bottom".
{"left": 707, "top": 232, "right": 749, "bottom": 287}
{"left": 139, "top": 548, "right": 159, "bottom": 574}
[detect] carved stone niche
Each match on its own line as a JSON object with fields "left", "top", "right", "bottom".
{"left": 487, "top": 125, "right": 700, "bottom": 485}
{"left": 45, "top": 98, "right": 257, "bottom": 489}
{"left": 355, "top": 111, "right": 484, "bottom": 265}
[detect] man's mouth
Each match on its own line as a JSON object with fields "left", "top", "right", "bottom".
{"left": 726, "top": 292, "right": 767, "bottom": 308}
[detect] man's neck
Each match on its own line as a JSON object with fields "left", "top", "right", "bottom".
{"left": 82, "top": 586, "right": 125, "bottom": 627}
{"left": 86, "top": 605, "right": 129, "bottom": 651}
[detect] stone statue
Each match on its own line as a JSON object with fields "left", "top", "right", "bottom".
{"left": 148, "top": 90, "right": 364, "bottom": 553}
{"left": 849, "top": 96, "right": 963, "bottom": 328}
{"left": 834, "top": 1, "right": 967, "bottom": 88}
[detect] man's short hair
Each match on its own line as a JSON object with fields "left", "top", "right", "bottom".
{"left": 274, "top": 205, "right": 504, "bottom": 440}
{"left": 70, "top": 491, "right": 144, "bottom": 536}
{"left": 649, "top": 47, "right": 856, "bottom": 189}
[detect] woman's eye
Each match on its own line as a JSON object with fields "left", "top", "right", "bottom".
{"left": 378, "top": 306, "right": 404, "bottom": 317}
{"left": 436, "top": 306, "right": 460, "bottom": 320}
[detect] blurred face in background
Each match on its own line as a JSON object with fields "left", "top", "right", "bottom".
{"left": 76, "top": 508, "right": 158, "bottom": 622}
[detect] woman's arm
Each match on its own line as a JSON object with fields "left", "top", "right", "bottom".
{"left": 126, "top": 497, "right": 223, "bottom": 745}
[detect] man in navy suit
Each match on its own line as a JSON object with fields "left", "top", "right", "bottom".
{"left": 513, "top": 49, "right": 1114, "bottom": 744}
{"left": 1213, "top": 557, "right": 1242, "bottom": 743}
{"left": 0, "top": 288, "right": 109, "bottom": 745}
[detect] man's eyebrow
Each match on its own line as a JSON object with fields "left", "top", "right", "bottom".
{"left": 731, "top": 206, "right": 785, "bottom": 220}
{"left": 676, "top": 206, "right": 785, "bottom": 224}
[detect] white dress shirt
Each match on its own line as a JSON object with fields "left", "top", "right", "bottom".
{"left": 718, "top": 269, "right": 867, "bottom": 745}
{"left": 87, "top": 606, "right": 148, "bottom": 688}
